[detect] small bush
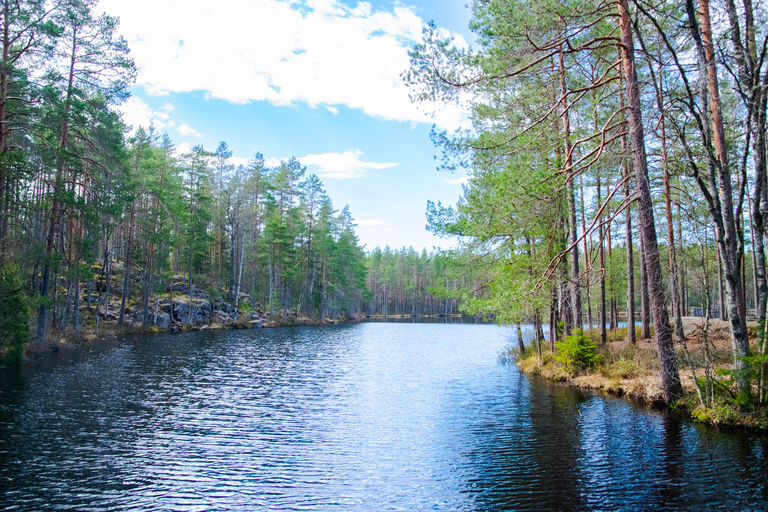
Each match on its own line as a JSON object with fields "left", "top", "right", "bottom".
{"left": 555, "top": 332, "right": 603, "bottom": 372}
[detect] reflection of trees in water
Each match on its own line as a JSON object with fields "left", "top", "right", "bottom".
{"left": 654, "top": 414, "right": 684, "bottom": 509}
{"left": 364, "top": 315, "right": 491, "bottom": 324}
{"left": 461, "top": 375, "right": 590, "bottom": 511}
{"left": 465, "top": 374, "right": 768, "bottom": 510}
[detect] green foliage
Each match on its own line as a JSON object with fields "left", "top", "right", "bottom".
{"left": 555, "top": 333, "right": 603, "bottom": 372}
{"left": 0, "top": 266, "right": 29, "bottom": 365}
{"left": 691, "top": 405, "right": 741, "bottom": 425}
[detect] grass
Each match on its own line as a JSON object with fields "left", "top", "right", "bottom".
{"left": 513, "top": 326, "right": 768, "bottom": 430}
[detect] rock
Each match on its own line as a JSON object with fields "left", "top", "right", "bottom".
{"left": 99, "top": 300, "right": 128, "bottom": 321}
{"left": 250, "top": 319, "right": 263, "bottom": 329}
{"left": 104, "top": 310, "right": 120, "bottom": 321}
{"left": 166, "top": 282, "right": 208, "bottom": 298}
{"left": 167, "top": 282, "right": 190, "bottom": 293}
{"left": 214, "top": 301, "right": 234, "bottom": 316}
{"left": 155, "top": 312, "right": 171, "bottom": 329}
{"left": 130, "top": 308, "right": 171, "bottom": 329}
{"left": 212, "top": 310, "right": 233, "bottom": 326}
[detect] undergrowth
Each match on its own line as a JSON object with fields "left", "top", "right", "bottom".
{"left": 513, "top": 329, "right": 768, "bottom": 431}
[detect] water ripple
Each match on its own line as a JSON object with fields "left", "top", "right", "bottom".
{"left": 0, "top": 323, "right": 766, "bottom": 510}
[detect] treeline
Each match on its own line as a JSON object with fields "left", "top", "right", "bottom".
{"left": 406, "top": 0, "right": 768, "bottom": 404}
{"left": 0, "top": 0, "right": 374, "bottom": 361}
{"left": 365, "top": 246, "right": 464, "bottom": 316}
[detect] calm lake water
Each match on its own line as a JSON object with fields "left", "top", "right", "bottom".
{"left": 0, "top": 323, "right": 766, "bottom": 510}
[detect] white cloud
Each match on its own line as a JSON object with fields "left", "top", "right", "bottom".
{"left": 98, "top": 0, "right": 470, "bottom": 130}
{"left": 326, "top": 106, "right": 339, "bottom": 115}
{"left": 118, "top": 96, "right": 169, "bottom": 132}
{"left": 300, "top": 150, "right": 397, "bottom": 179}
{"left": 177, "top": 123, "right": 202, "bottom": 138}
{"left": 357, "top": 219, "right": 389, "bottom": 227}
{"left": 230, "top": 156, "right": 251, "bottom": 169}
{"left": 443, "top": 176, "right": 469, "bottom": 185}
{"left": 118, "top": 97, "right": 209, "bottom": 149}
{"left": 177, "top": 141, "right": 194, "bottom": 155}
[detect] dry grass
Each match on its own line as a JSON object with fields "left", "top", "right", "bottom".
{"left": 516, "top": 324, "right": 768, "bottom": 430}
{"left": 516, "top": 327, "right": 741, "bottom": 404}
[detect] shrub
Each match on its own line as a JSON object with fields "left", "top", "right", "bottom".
{"left": 555, "top": 332, "right": 603, "bottom": 372}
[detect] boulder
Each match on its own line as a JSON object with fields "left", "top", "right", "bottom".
{"left": 155, "top": 312, "right": 172, "bottom": 329}
{"left": 212, "top": 310, "right": 233, "bottom": 326}
{"left": 171, "top": 301, "right": 208, "bottom": 326}
{"left": 213, "top": 301, "right": 234, "bottom": 316}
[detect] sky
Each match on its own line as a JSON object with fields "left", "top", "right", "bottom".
{"left": 95, "top": 0, "right": 476, "bottom": 252}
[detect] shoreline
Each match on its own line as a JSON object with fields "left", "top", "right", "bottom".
{"left": 513, "top": 317, "right": 768, "bottom": 433}
{"left": 13, "top": 316, "right": 768, "bottom": 434}
{"left": 19, "top": 313, "right": 479, "bottom": 361}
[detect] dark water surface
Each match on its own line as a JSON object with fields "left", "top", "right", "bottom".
{"left": 0, "top": 323, "right": 766, "bottom": 510}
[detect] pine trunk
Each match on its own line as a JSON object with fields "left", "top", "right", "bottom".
{"left": 619, "top": 0, "right": 682, "bottom": 401}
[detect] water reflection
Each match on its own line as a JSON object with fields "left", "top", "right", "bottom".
{"left": 0, "top": 323, "right": 765, "bottom": 510}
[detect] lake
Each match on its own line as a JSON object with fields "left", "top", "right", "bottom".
{"left": 0, "top": 322, "right": 766, "bottom": 510}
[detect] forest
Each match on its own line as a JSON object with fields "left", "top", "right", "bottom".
{"left": 0, "top": 0, "right": 468, "bottom": 365}
{"left": 2, "top": 0, "right": 768, "bottom": 417}
{"left": 404, "top": 0, "right": 768, "bottom": 410}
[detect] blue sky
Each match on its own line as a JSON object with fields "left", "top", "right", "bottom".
{"left": 97, "top": 0, "right": 475, "bottom": 252}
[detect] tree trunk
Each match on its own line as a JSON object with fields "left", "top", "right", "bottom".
{"left": 717, "top": 248, "right": 726, "bottom": 319}
{"left": 640, "top": 239, "right": 651, "bottom": 338}
{"left": 580, "top": 175, "right": 592, "bottom": 329}
{"left": 657, "top": 73, "right": 686, "bottom": 341}
{"left": 118, "top": 204, "right": 135, "bottom": 327}
{"left": 619, "top": 0, "right": 682, "bottom": 401}
{"left": 188, "top": 237, "right": 194, "bottom": 325}
{"left": 549, "top": 284, "right": 557, "bottom": 350}
{"left": 37, "top": 28, "right": 78, "bottom": 340}
{"left": 558, "top": 43, "right": 582, "bottom": 332}
{"left": 625, "top": 188, "right": 636, "bottom": 344}
{"left": 677, "top": 201, "right": 687, "bottom": 316}
{"left": 73, "top": 271, "right": 80, "bottom": 332}
{"left": 235, "top": 235, "right": 245, "bottom": 322}
{"left": 598, "top": 172, "right": 607, "bottom": 345}
{"left": 618, "top": 59, "right": 636, "bottom": 345}
{"left": 606, "top": 185, "right": 617, "bottom": 330}
{"left": 688, "top": 0, "right": 750, "bottom": 395}
{"left": 229, "top": 224, "right": 236, "bottom": 297}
